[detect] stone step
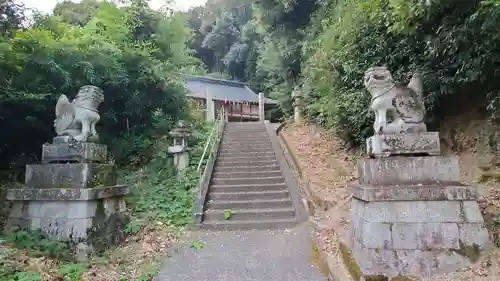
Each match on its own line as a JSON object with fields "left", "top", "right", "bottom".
{"left": 208, "top": 190, "right": 290, "bottom": 201}
{"left": 218, "top": 151, "right": 276, "bottom": 158}
{"left": 200, "top": 218, "right": 299, "bottom": 230}
{"left": 217, "top": 154, "right": 276, "bottom": 161}
{"left": 213, "top": 170, "right": 283, "bottom": 179}
{"left": 209, "top": 182, "right": 287, "bottom": 193}
{"left": 215, "top": 159, "right": 278, "bottom": 167}
{"left": 219, "top": 143, "right": 273, "bottom": 149}
{"left": 211, "top": 176, "right": 284, "bottom": 186}
{"left": 206, "top": 198, "right": 293, "bottom": 210}
{"left": 221, "top": 139, "right": 272, "bottom": 145}
{"left": 214, "top": 164, "right": 281, "bottom": 173}
{"left": 219, "top": 147, "right": 274, "bottom": 153}
{"left": 203, "top": 207, "right": 296, "bottom": 221}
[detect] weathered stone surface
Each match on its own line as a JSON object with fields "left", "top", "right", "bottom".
{"left": 366, "top": 132, "right": 440, "bottom": 158}
{"left": 349, "top": 196, "right": 492, "bottom": 278}
{"left": 54, "top": 85, "right": 104, "bottom": 143}
{"left": 392, "top": 223, "right": 460, "bottom": 250}
{"left": 42, "top": 142, "right": 107, "bottom": 163}
{"left": 358, "top": 156, "right": 460, "bottom": 185}
{"left": 5, "top": 196, "right": 128, "bottom": 252}
{"left": 6, "top": 185, "right": 129, "bottom": 201}
{"left": 364, "top": 66, "right": 426, "bottom": 136}
{"left": 351, "top": 184, "right": 480, "bottom": 202}
{"left": 25, "top": 163, "right": 117, "bottom": 189}
{"left": 357, "top": 201, "right": 463, "bottom": 223}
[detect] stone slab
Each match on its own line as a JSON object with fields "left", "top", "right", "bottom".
{"left": 5, "top": 197, "right": 127, "bottom": 252}
{"left": 6, "top": 185, "right": 129, "bottom": 201}
{"left": 42, "top": 142, "right": 107, "bottom": 163}
{"left": 349, "top": 196, "right": 493, "bottom": 278}
{"left": 358, "top": 156, "right": 460, "bottom": 185}
{"left": 366, "top": 132, "right": 440, "bottom": 158}
{"left": 351, "top": 184, "right": 480, "bottom": 201}
{"left": 25, "top": 163, "right": 117, "bottom": 189}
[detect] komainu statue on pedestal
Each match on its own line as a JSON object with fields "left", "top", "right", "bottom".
{"left": 364, "top": 66, "right": 426, "bottom": 135}
{"left": 54, "top": 85, "right": 104, "bottom": 142}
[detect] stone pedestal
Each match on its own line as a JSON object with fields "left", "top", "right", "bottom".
{"left": 366, "top": 132, "right": 440, "bottom": 158}
{"left": 349, "top": 132, "right": 492, "bottom": 279}
{"left": 5, "top": 138, "right": 129, "bottom": 259}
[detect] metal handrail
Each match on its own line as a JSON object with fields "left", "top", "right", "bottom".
{"left": 196, "top": 107, "right": 225, "bottom": 178}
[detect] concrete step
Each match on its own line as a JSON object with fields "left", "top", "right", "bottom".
{"left": 217, "top": 154, "right": 276, "bottom": 161}
{"left": 210, "top": 182, "right": 287, "bottom": 193}
{"left": 219, "top": 143, "right": 273, "bottom": 149}
{"left": 215, "top": 159, "right": 278, "bottom": 167}
{"left": 214, "top": 164, "right": 281, "bottom": 173}
{"left": 219, "top": 147, "right": 274, "bottom": 153}
{"left": 211, "top": 176, "right": 284, "bottom": 185}
{"left": 200, "top": 218, "right": 299, "bottom": 230}
{"left": 213, "top": 170, "right": 283, "bottom": 179}
{"left": 218, "top": 151, "right": 276, "bottom": 158}
{"left": 206, "top": 198, "right": 293, "bottom": 210}
{"left": 208, "top": 190, "right": 290, "bottom": 201}
{"left": 203, "top": 207, "right": 296, "bottom": 221}
{"left": 221, "top": 140, "right": 272, "bottom": 145}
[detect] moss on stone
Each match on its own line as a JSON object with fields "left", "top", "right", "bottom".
{"left": 452, "top": 240, "right": 482, "bottom": 263}
{"left": 363, "top": 275, "right": 388, "bottom": 281}
{"left": 339, "top": 241, "right": 363, "bottom": 281}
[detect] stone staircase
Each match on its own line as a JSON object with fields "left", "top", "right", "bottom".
{"left": 201, "top": 122, "right": 301, "bottom": 230}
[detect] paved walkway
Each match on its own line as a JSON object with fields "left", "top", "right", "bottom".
{"left": 154, "top": 223, "right": 328, "bottom": 281}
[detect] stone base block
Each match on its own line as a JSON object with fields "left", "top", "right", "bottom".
{"left": 349, "top": 197, "right": 492, "bottom": 278}
{"left": 358, "top": 156, "right": 460, "bottom": 185}
{"left": 351, "top": 184, "right": 480, "bottom": 202}
{"left": 5, "top": 186, "right": 129, "bottom": 253}
{"left": 366, "top": 132, "right": 440, "bottom": 158}
{"left": 25, "top": 163, "right": 117, "bottom": 189}
{"left": 42, "top": 141, "right": 107, "bottom": 163}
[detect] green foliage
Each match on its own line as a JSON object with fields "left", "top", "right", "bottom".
{"left": 125, "top": 118, "right": 212, "bottom": 228}
{"left": 0, "top": 0, "right": 201, "bottom": 173}
{"left": 300, "top": 0, "right": 500, "bottom": 144}
{"left": 223, "top": 209, "right": 233, "bottom": 220}
{"left": 56, "top": 263, "right": 86, "bottom": 281}
{"left": 4, "top": 230, "right": 73, "bottom": 260}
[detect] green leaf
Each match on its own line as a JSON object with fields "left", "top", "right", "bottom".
{"left": 223, "top": 209, "right": 233, "bottom": 220}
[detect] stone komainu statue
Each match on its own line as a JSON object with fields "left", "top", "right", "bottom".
{"left": 364, "top": 66, "right": 426, "bottom": 135}
{"left": 54, "top": 85, "right": 104, "bottom": 142}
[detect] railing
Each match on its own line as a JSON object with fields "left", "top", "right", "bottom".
{"left": 196, "top": 107, "right": 225, "bottom": 194}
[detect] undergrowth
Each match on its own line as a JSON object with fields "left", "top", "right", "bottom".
{"left": 0, "top": 117, "right": 213, "bottom": 281}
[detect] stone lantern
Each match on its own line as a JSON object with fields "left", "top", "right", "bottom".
{"left": 291, "top": 85, "right": 303, "bottom": 123}
{"left": 168, "top": 120, "right": 191, "bottom": 178}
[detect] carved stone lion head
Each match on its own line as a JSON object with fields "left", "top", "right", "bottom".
{"left": 76, "top": 85, "right": 104, "bottom": 104}
{"left": 364, "top": 66, "right": 394, "bottom": 95}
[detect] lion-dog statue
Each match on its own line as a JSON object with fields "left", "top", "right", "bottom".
{"left": 54, "top": 85, "right": 104, "bottom": 142}
{"left": 364, "top": 66, "right": 426, "bottom": 135}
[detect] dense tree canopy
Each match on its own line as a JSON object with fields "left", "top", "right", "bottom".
{"left": 0, "top": 0, "right": 201, "bottom": 175}
{"left": 185, "top": 0, "right": 500, "bottom": 144}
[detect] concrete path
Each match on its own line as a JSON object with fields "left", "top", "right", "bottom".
{"left": 154, "top": 223, "right": 328, "bottom": 281}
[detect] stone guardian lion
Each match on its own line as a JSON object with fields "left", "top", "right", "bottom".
{"left": 364, "top": 66, "right": 426, "bottom": 135}
{"left": 54, "top": 85, "right": 104, "bottom": 142}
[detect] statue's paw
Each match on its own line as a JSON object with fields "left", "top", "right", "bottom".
{"left": 73, "top": 135, "right": 86, "bottom": 142}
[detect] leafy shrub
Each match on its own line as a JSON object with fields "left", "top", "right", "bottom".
{"left": 301, "top": 0, "right": 500, "bottom": 145}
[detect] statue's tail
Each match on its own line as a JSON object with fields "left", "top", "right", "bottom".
{"left": 55, "top": 94, "right": 70, "bottom": 117}
{"left": 407, "top": 73, "right": 423, "bottom": 101}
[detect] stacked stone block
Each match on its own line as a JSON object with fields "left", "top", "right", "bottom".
{"left": 349, "top": 133, "right": 492, "bottom": 279}
{"left": 5, "top": 136, "right": 130, "bottom": 256}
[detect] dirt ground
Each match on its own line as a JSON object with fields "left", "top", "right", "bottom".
{"left": 281, "top": 121, "right": 500, "bottom": 281}
{"left": 1, "top": 224, "right": 178, "bottom": 281}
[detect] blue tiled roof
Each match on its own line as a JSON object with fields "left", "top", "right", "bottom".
{"left": 183, "top": 75, "right": 278, "bottom": 104}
